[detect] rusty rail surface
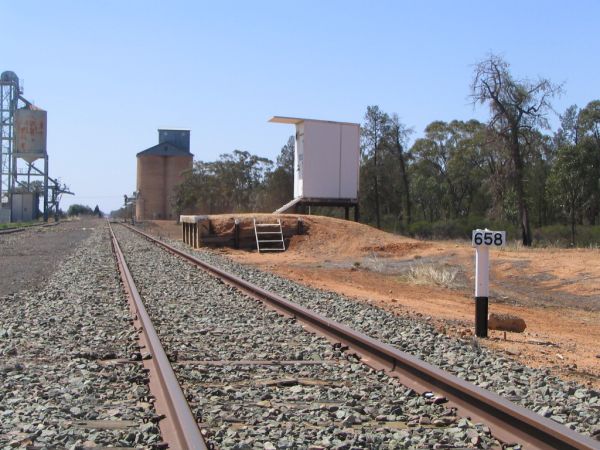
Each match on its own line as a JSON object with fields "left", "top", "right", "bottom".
{"left": 108, "top": 222, "right": 208, "bottom": 450}
{"left": 122, "top": 223, "right": 599, "bottom": 450}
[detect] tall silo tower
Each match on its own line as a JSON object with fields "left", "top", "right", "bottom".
{"left": 0, "top": 71, "right": 50, "bottom": 222}
{"left": 136, "top": 129, "right": 193, "bottom": 221}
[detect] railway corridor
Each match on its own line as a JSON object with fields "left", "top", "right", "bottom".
{"left": 113, "top": 225, "right": 501, "bottom": 449}
{"left": 0, "top": 220, "right": 598, "bottom": 449}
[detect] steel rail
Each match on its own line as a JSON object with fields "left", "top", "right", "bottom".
{"left": 123, "top": 223, "right": 599, "bottom": 450}
{"left": 108, "top": 222, "right": 208, "bottom": 450}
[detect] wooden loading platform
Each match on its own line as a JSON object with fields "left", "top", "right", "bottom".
{"left": 180, "top": 214, "right": 306, "bottom": 250}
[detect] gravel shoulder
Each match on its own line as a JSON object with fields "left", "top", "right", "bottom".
{"left": 0, "top": 218, "right": 98, "bottom": 297}
{"left": 0, "top": 223, "right": 162, "bottom": 448}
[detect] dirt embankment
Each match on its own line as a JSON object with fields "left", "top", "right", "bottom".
{"left": 145, "top": 215, "right": 600, "bottom": 389}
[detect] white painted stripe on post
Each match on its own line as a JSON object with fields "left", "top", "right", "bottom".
{"left": 475, "top": 245, "right": 489, "bottom": 297}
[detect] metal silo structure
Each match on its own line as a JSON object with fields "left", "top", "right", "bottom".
{"left": 0, "top": 71, "right": 71, "bottom": 222}
{"left": 0, "top": 71, "right": 20, "bottom": 221}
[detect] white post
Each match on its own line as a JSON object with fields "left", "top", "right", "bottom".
{"left": 475, "top": 245, "right": 489, "bottom": 298}
{"left": 472, "top": 229, "right": 506, "bottom": 337}
{"left": 475, "top": 244, "right": 489, "bottom": 337}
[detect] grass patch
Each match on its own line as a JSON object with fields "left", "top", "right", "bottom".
{"left": 401, "top": 263, "right": 462, "bottom": 289}
{"left": 0, "top": 221, "right": 37, "bottom": 230}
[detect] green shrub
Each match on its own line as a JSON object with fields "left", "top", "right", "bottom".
{"left": 534, "top": 224, "right": 600, "bottom": 247}
{"left": 406, "top": 217, "right": 518, "bottom": 240}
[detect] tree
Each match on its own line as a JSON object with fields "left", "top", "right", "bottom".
{"left": 361, "top": 106, "right": 390, "bottom": 229}
{"left": 523, "top": 130, "right": 555, "bottom": 228}
{"left": 555, "top": 105, "right": 581, "bottom": 148}
{"left": 410, "top": 120, "right": 486, "bottom": 219}
{"left": 387, "top": 114, "right": 413, "bottom": 225}
{"left": 261, "top": 136, "right": 295, "bottom": 211}
{"left": 471, "top": 54, "right": 562, "bottom": 245}
{"left": 578, "top": 101, "right": 600, "bottom": 224}
{"left": 172, "top": 150, "right": 274, "bottom": 215}
{"left": 67, "top": 204, "right": 93, "bottom": 216}
{"left": 276, "top": 135, "right": 295, "bottom": 175}
{"left": 548, "top": 145, "right": 588, "bottom": 245}
{"left": 578, "top": 100, "right": 600, "bottom": 145}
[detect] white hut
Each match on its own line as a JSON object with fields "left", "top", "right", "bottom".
{"left": 269, "top": 116, "right": 360, "bottom": 220}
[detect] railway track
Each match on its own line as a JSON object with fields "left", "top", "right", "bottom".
{"left": 109, "top": 222, "right": 599, "bottom": 450}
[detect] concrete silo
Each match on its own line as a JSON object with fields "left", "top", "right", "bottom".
{"left": 136, "top": 129, "right": 193, "bottom": 221}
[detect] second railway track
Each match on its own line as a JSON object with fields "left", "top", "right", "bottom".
{"left": 109, "top": 222, "right": 599, "bottom": 450}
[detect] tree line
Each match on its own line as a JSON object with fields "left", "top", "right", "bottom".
{"left": 67, "top": 204, "right": 103, "bottom": 217}
{"left": 173, "top": 138, "right": 294, "bottom": 216}
{"left": 172, "top": 54, "right": 600, "bottom": 246}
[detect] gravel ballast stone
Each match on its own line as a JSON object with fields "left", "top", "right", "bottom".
{"left": 115, "top": 225, "right": 506, "bottom": 449}
{"left": 163, "top": 234, "right": 600, "bottom": 441}
{"left": 0, "top": 224, "right": 163, "bottom": 449}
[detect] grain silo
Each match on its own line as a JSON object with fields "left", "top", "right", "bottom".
{"left": 136, "top": 129, "right": 193, "bottom": 221}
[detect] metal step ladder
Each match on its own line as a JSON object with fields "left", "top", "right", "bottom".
{"left": 253, "top": 218, "right": 286, "bottom": 253}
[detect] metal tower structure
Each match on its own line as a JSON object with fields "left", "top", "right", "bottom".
{"left": 0, "top": 71, "right": 20, "bottom": 220}
{"left": 0, "top": 71, "right": 71, "bottom": 222}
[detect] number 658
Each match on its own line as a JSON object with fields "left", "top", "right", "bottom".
{"left": 472, "top": 230, "right": 505, "bottom": 246}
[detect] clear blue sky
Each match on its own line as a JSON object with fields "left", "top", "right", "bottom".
{"left": 4, "top": 1, "right": 599, "bottom": 213}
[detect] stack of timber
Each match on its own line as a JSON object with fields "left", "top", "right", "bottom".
{"left": 180, "top": 214, "right": 305, "bottom": 250}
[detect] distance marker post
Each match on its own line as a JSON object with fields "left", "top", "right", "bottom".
{"left": 472, "top": 229, "right": 506, "bottom": 338}
{"left": 475, "top": 244, "right": 489, "bottom": 337}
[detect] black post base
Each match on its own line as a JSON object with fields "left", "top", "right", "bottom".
{"left": 475, "top": 296, "right": 488, "bottom": 338}
{"left": 234, "top": 221, "right": 240, "bottom": 249}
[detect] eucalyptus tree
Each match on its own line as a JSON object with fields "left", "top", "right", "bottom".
{"left": 578, "top": 101, "right": 600, "bottom": 224}
{"left": 548, "top": 145, "right": 588, "bottom": 245}
{"left": 579, "top": 100, "right": 600, "bottom": 145}
{"left": 410, "top": 120, "right": 486, "bottom": 220}
{"left": 261, "top": 136, "right": 295, "bottom": 212}
{"left": 386, "top": 114, "right": 413, "bottom": 225}
{"left": 361, "top": 106, "right": 391, "bottom": 228}
{"left": 471, "top": 54, "right": 562, "bottom": 245}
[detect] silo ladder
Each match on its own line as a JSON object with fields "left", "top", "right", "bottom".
{"left": 253, "top": 218, "right": 286, "bottom": 253}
